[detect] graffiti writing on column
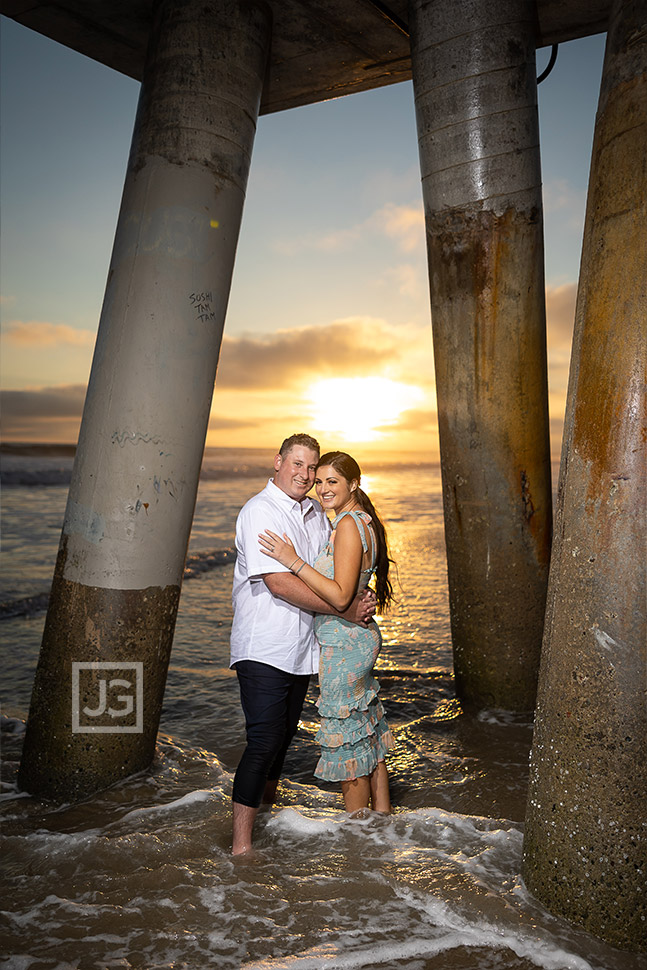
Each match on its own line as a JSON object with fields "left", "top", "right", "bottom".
{"left": 189, "top": 292, "right": 216, "bottom": 322}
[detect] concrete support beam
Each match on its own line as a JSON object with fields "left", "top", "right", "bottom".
{"left": 522, "top": 0, "right": 647, "bottom": 951}
{"left": 409, "top": 0, "right": 553, "bottom": 711}
{"left": 18, "top": 0, "right": 272, "bottom": 801}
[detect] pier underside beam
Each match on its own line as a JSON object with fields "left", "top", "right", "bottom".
{"left": 18, "top": 0, "right": 272, "bottom": 801}
{"left": 522, "top": 0, "right": 647, "bottom": 951}
{"left": 409, "top": 0, "right": 553, "bottom": 711}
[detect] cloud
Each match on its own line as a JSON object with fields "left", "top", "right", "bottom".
{"left": 544, "top": 282, "right": 577, "bottom": 461}
{"left": 207, "top": 414, "right": 254, "bottom": 431}
{"left": 543, "top": 178, "right": 573, "bottom": 213}
{"left": 546, "top": 283, "right": 576, "bottom": 376}
{"left": 311, "top": 226, "right": 362, "bottom": 252}
{"left": 1, "top": 384, "right": 87, "bottom": 442}
{"left": 543, "top": 179, "right": 586, "bottom": 231}
{"left": 215, "top": 318, "right": 406, "bottom": 390}
{"left": 361, "top": 164, "right": 421, "bottom": 205}
{"left": 2, "top": 321, "right": 95, "bottom": 348}
{"left": 271, "top": 225, "right": 361, "bottom": 255}
{"left": 271, "top": 201, "right": 424, "bottom": 256}
{"left": 1, "top": 384, "right": 87, "bottom": 419}
{"left": 380, "top": 406, "right": 437, "bottom": 434}
{"left": 369, "top": 203, "right": 425, "bottom": 253}
{"left": 546, "top": 283, "right": 577, "bottom": 341}
{"left": 384, "top": 262, "right": 427, "bottom": 301}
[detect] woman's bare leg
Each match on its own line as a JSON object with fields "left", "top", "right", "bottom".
{"left": 369, "top": 761, "right": 391, "bottom": 814}
{"left": 341, "top": 776, "right": 371, "bottom": 812}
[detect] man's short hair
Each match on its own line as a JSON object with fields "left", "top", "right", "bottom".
{"left": 278, "top": 433, "right": 320, "bottom": 458}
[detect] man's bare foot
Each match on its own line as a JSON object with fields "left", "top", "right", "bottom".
{"left": 232, "top": 842, "right": 252, "bottom": 856}
{"left": 231, "top": 801, "right": 258, "bottom": 855}
{"left": 231, "top": 845, "right": 264, "bottom": 863}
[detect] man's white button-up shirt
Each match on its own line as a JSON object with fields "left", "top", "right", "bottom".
{"left": 230, "top": 479, "right": 331, "bottom": 675}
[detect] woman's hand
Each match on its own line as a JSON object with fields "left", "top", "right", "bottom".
{"left": 259, "top": 529, "right": 300, "bottom": 569}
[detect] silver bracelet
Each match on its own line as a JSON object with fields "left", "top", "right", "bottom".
{"left": 295, "top": 560, "right": 306, "bottom": 575}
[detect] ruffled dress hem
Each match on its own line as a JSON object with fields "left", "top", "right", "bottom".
{"left": 316, "top": 695, "right": 388, "bottom": 747}
{"left": 315, "top": 717, "right": 394, "bottom": 782}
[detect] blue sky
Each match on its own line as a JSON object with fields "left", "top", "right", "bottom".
{"left": 0, "top": 17, "right": 606, "bottom": 451}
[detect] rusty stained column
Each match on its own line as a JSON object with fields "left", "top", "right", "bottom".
{"left": 522, "top": 0, "right": 647, "bottom": 951}
{"left": 18, "top": 0, "right": 272, "bottom": 801}
{"left": 409, "top": 0, "right": 552, "bottom": 710}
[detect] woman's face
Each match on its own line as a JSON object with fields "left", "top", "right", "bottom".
{"left": 315, "top": 464, "right": 358, "bottom": 514}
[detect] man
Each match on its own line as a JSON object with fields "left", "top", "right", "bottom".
{"left": 230, "top": 433, "right": 374, "bottom": 854}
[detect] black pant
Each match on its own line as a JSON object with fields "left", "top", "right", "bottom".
{"left": 232, "top": 660, "right": 311, "bottom": 808}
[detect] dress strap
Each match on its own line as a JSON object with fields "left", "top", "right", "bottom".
{"left": 333, "top": 510, "right": 375, "bottom": 565}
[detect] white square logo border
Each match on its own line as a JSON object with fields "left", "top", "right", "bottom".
{"left": 71, "top": 661, "right": 143, "bottom": 734}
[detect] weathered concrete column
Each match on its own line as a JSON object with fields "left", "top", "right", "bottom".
{"left": 409, "top": 0, "right": 553, "bottom": 711}
{"left": 18, "top": 0, "right": 272, "bottom": 801}
{"left": 522, "top": 0, "right": 647, "bottom": 951}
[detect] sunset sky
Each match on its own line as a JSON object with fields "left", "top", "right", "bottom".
{"left": 0, "top": 18, "right": 605, "bottom": 457}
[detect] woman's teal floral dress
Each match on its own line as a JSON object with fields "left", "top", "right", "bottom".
{"left": 313, "top": 510, "right": 393, "bottom": 781}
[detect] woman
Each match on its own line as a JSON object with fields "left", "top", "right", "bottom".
{"left": 259, "top": 451, "right": 394, "bottom": 814}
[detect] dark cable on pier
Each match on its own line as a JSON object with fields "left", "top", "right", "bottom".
{"left": 365, "top": 0, "right": 410, "bottom": 37}
{"left": 537, "top": 44, "right": 559, "bottom": 83}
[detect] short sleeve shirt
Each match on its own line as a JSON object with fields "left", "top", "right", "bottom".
{"left": 230, "top": 479, "right": 331, "bottom": 675}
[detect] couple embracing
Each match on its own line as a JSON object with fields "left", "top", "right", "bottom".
{"left": 229, "top": 433, "right": 394, "bottom": 855}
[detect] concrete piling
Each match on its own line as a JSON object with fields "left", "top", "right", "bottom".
{"left": 18, "top": 0, "right": 272, "bottom": 800}
{"left": 522, "top": 0, "right": 647, "bottom": 951}
{"left": 409, "top": 0, "right": 553, "bottom": 711}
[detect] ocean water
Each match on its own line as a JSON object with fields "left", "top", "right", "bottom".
{"left": 0, "top": 446, "right": 642, "bottom": 970}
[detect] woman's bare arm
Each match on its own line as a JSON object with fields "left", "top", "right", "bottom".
{"left": 259, "top": 515, "right": 363, "bottom": 611}
{"left": 263, "top": 571, "right": 374, "bottom": 624}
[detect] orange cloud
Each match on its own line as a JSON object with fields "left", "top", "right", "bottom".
{"left": 546, "top": 282, "right": 576, "bottom": 386}
{"left": 0, "top": 287, "right": 576, "bottom": 457}
{"left": 546, "top": 283, "right": 577, "bottom": 344}
{"left": 383, "top": 406, "right": 437, "bottom": 434}
{"left": 207, "top": 414, "right": 255, "bottom": 431}
{"left": 545, "top": 282, "right": 577, "bottom": 461}
{"left": 216, "top": 318, "right": 408, "bottom": 390}
{"left": 384, "top": 262, "right": 428, "bottom": 301}
{"left": 371, "top": 202, "right": 425, "bottom": 253}
{"left": 3, "top": 321, "right": 95, "bottom": 348}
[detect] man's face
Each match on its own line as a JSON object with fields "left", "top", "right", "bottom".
{"left": 273, "top": 446, "right": 319, "bottom": 502}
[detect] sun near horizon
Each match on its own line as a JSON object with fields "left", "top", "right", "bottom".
{"left": 0, "top": 370, "right": 440, "bottom": 459}
{"left": 306, "top": 376, "right": 425, "bottom": 443}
